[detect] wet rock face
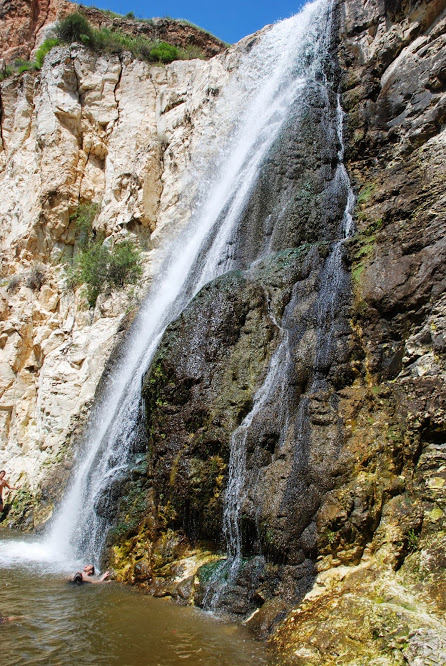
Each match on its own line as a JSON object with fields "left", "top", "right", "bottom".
{"left": 272, "top": 0, "right": 446, "bottom": 661}
{"left": 232, "top": 82, "right": 346, "bottom": 266}
{"left": 331, "top": 0, "right": 446, "bottom": 567}
{"left": 136, "top": 242, "right": 354, "bottom": 617}
{"left": 110, "top": 0, "right": 446, "bottom": 651}
{"left": 106, "top": 60, "right": 358, "bottom": 619}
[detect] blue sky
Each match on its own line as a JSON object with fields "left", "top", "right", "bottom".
{"left": 82, "top": 1, "right": 307, "bottom": 44}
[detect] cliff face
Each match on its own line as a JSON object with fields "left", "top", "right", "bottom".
{"left": 0, "top": 26, "right": 236, "bottom": 524}
{"left": 274, "top": 0, "right": 446, "bottom": 662}
{"left": 0, "top": 0, "right": 73, "bottom": 64}
{"left": 1, "top": 0, "right": 446, "bottom": 662}
{"left": 108, "top": 0, "right": 446, "bottom": 661}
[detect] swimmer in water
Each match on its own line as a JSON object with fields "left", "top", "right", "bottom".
{"left": 0, "top": 615, "right": 22, "bottom": 623}
{"left": 70, "top": 566, "right": 110, "bottom": 584}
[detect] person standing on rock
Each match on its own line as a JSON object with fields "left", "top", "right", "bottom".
{"left": 0, "top": 470, "right": 20, "bottom": 514}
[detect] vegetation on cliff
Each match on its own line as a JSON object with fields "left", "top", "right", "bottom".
{"left": 65, "top": 203, "right": 143, "bottom": 307}
{"left": 54, "top": 13, "right": 193, "bottom": 63}
{"left": 0, "top": 10, "right": 214, "bottom": 81}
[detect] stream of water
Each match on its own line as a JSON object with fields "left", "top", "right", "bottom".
{"left": 40, "top": 0, "right": 331, "bottom": 567}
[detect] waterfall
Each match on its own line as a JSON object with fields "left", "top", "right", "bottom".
{"left": 203, "top": 1, "right": 358, "bottom": 610}
{"left": 39, "top": 0, "right": 332, "bottom": 566}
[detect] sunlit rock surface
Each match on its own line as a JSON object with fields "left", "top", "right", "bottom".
{"left": 0, "top": 30, "right": 239, "bottom": 520}
{"left": 1, "top": 0, "right": 446, "bottom": 662}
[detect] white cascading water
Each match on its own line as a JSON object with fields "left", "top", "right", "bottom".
{"left": 0, "top": 0, "right": 334, "bottom": 570}
{"left": 204, "top": 7, "right": 357, "bottom": 607}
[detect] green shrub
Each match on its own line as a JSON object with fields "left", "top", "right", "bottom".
{"left": 15, "top": 59, "right": 37, "bottom": 74}
{"left": 76, "top": 242, "right": 111, "bottom": 306}
{"left": 55, "top": 13, "right": 93, "bottom": 44}
{"left": 35, "top": 38, "right": 61, "bottom": 69}
{"left": 0, "top": 65, "right": 14, "bottom": 81}
{"left": 66, "top": 203, "right": 142, "bottom": 307}
{"left": 70, "top": 202, "right": 100, "bottom": 248}
{"left": 54, "top": 13, "right": 182, "bottom": 64}
{"left": 0, "top": 40, "right": 59, "bottom": 81}
{"left": 149, "top": 41, "right": 179, "bottom": 63}
{"left": 107, "top": 240, "right": 143, "bottom": 287}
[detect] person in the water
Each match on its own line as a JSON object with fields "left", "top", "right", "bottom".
{"left": 70, "top": 565, "right": 110, "bottom": 584}
{"left": 0, "top": 614, "right": 21, "bottom": 623}
{"left": 83, "top": 564, "right": 110, "bottom": 582}
{"left": 0, "top": 470, "right": 20, "bottom": 513}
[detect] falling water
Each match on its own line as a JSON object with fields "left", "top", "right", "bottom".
{"left": 28, "top": 0, "right": 335, "bottom": 567}
{"left": 203, "top": 2, "right": 358, "bottom": 609}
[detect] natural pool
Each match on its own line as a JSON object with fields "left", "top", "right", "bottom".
{"left": 0, "top": 531, "right": 273, "bottom": 665}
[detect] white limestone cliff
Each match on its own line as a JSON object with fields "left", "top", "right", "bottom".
{"left": 0, "top": 41, "right": 252, "bottom": 506}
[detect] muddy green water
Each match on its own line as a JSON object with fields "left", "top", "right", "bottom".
{"left": 0, "top": 532, "right": 272, "bottom": 665}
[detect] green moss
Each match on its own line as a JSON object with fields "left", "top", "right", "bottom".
{"left": 352, "top": 262, "right": 366, "bottom": 284}
{"left": 357, "top": 183, "right": 377, "bottom": 206}
{"left": 406, "top": 529, "right": 419, "bottom": 552}
{"left": 1, "top": 487, "right": 37, "bottom": 526}
{"left": 197, "top": 558, "right": 227, "bottom": 585}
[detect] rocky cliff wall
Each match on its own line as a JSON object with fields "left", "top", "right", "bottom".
{"left": 0, "top": 29, "right": 240, "bottom": 525}
{"left": 105, "top": 0, "right": 446, "bottom": 662}
{"left": 1, "top": 0, "right": 446, "bottom": 663}
{"left": 274, "top": 0, "right": 446, "bottom": 662}
{"left": 0, "top": 0, "right": 73, "bottom": 65}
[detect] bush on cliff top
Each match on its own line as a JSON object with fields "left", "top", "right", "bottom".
{"left": 0, "top": 11, "right": 208, "bottom": 82}
{"left": 55, "top": 13, "right": 93, "bottom": 44}
{"left": 54, "top": 12, "right": 199, "bottom": 63}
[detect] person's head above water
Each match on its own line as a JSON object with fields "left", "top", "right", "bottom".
{"left": 83, "top": 564, "right": 95, "bottom": 576}
{"left": 0, "top": 471, "right": 5, "bottom": 479}
{"left": 71, "top": 572, "right": 84, "bottom": 585}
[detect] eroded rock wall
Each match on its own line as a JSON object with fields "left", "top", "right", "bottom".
{"left": 1, "top": 0, "right": 446, "bottom": 662}
{"left": 274, "top": 0, "right": 446, "bottom": 663}
{"left": 107, "top": 0, "right": 446, "bottom": 661}
{"left": 0, "top": 36, "right": 238, "bottom": 525}
{"left": 106, "top": 39, "right": 356, "bottom": 626}
{"left": 0, "top": 0, "right": 73, "bottom": 65}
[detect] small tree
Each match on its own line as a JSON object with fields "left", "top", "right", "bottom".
{"left": 108, "top": 240, "right": 143, "bottom": 287}
{"left": 66, "top": 203, "right": 143, "bottom": 306}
